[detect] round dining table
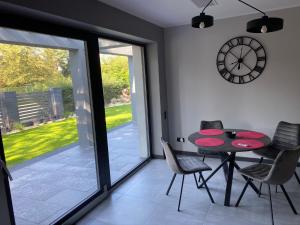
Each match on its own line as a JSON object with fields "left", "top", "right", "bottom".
{"left": 188, "top": 129, "right": 271, "bottom": 206}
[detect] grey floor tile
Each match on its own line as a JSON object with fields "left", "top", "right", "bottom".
{"left": 78, "top": 159, "right": 300, "bottom": 225}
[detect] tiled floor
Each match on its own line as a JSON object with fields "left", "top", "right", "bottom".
{"left": 77, "top": 158, "right": 300, "bottom": 225}
{"left": 9, "top": 122, "right": 147, "bottom": 225}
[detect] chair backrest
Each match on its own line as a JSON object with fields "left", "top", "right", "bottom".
{"left": 264, "top": 147, "right": 300, "bottom": 185}
{"left": 272, "top": 121, "right": 300, "bottom": 150}
{"left": 160, "top": 138, "right": 183, "bottom": 174}
{"left": 200, "top": 120, "right": 224, "bottom": 130}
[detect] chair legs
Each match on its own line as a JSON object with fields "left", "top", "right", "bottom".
{"left": 198, "top": 155, "right": 206, "bottom": 182}
{"left": 280, "top": 185, "right": 298, "bottom": 215}
{"left": 168, "top": 172, "right": 214, "bottom": 212}
{"left": 199, "top": 154, "right": 231, "bottom": 188}
{"left": 294, "top": 172, "right": 300, "bottom": 184}
{"left": 166, "top": 173, "right": 176, "bottom": 195}
{"left": 268, "top": 184, "right": 275, "bottom": 225}
{"left": 235, "top": 179, "right": 251, "bottom": 207}
{"left": 193, "top": 173, "right": 215, "bottom": 203}
{"left": 178, "top": 175, "right": 185, "bottom": 211}
{"left": 257, "top": 157, "right": 264, "bottom": 197}
{"left": 258, "top": 183, "right": 262, "bottom": 198}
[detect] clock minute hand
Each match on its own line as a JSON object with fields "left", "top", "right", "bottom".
{"left": 242, "top": 48, "right": 252, "bottom": 59}
{"left": 239, "top": 46, "right": 243, "bottom": 58}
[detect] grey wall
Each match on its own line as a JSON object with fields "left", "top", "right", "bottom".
{"left": 0, "top": 0, "right": 168, "bottom": 156}
{"left": 164, "top": 7, "right": 300, "bottom": 158}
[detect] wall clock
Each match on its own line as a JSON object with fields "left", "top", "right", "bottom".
{"left": 216, "top": 36, "right": 267, "bottom": 84}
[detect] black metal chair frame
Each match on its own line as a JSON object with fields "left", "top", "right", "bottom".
{"left": 166, "top": 171, "right": 215, "bottom": 211}
{"left": 235, "top": 148, "right": 300, "bottom": 225}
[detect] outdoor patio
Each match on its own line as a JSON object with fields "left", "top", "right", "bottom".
{"left": 8, "top": 122, "right": 146, "bottom": 225}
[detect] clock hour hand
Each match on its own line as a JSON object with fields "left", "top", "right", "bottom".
{"left": 239, "top": 46, "right": 243, "bottom": 58}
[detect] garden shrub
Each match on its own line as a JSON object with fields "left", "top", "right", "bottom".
{"left": 62, "top": 87, "right": 75, "bottom": 116}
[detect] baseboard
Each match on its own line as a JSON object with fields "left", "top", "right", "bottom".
{"left": 152, "top": 154, "right": 165, "bottom": 159}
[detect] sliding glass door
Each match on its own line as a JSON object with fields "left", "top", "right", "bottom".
{"left": 0, "top": 14, "right": 152, "bottom": 225}
{"left": 99, "top": 38, "right": 150, "bottom": 183}
{"left": 0, "top": 27, "right": 101, "bottom": 225}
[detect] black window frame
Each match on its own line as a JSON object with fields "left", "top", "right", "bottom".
{"left": 0, "top": 9, "right": 152, "bottom": 225}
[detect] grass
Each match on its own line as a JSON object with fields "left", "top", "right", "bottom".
{"left": 3, "top": 104, "right": 132, "bottom": 166}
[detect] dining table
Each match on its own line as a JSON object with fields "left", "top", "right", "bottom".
{"left": 188, "top": 128, "right": 271, "bottom": 206}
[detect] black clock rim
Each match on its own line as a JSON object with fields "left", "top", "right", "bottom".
{"left": 216, "top": 36, "right": 267, "bottom": 84}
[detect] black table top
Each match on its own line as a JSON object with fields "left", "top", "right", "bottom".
{"left": 188, "top": 129, "right": 271, "bottom": 153}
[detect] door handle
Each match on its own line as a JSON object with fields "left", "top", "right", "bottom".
{"left": 0, "top": 159, "right": 13, "bottom": 181}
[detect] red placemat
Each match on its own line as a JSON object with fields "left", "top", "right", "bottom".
{"left": 236, "top": 131, "right": 265, "bottom": 139}
{"left": 195, "top": 138, "right": 225, "bottom": 147}
{"left": 199, "top": 129, "right": 224, "bottom": 136}
{"left": 232, "top": 139, "right": 265, "bottom": 149}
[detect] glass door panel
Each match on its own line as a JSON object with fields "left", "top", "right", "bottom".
{"left": 0, "top": 27, "right": 99, "bottom": 225}
{"left": 99, "top": 38, "right": 150, "bottom": 183}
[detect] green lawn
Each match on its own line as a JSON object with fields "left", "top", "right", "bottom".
{"left": 3, "top": 104, "right": 132, "bottom": 166}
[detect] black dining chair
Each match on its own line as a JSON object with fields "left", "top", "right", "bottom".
{"left": 235, "top": 147, "right": 300, "bottom": 225}
{"left": 200, "top": 120, "right": 229, "bottom": 180}
{"left": 160, "top": 138, "right": 215, "bottom": 211}
{"left": 254, "top": 121, "right": 300, "bottom": 193}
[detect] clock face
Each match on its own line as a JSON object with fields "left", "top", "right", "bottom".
{"left": 216, "top": 36, "right": 267, "bottom": 84}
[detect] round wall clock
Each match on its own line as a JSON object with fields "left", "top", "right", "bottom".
{"left": 216, "top": 36, "right": 267, "bottom": 84}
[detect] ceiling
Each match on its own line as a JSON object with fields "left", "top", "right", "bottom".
{"left": 97, "top": 0, "right": 300, "bottom": 27}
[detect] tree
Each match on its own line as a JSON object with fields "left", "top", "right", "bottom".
{"left": 100, "top": 55, "right": 130, "bottom": 87}
{"left": 0, "top": 43, "right": 70, "bottom": 91}
{"left": 100, "top": 55, "right": 130, "bottom": 104}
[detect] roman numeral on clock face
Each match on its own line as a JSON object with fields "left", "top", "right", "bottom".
{"left": 227, "top": 74, "right": 235, "bottom": 82}
{"left": 254, "top": 66, "right": 263, "bottom": 73}
{"left": 219, "top": 68, "right": 228, "bottom": 77}
{"left": 257, "top": 56, "right": 266, "bottom": 62}
{"left": 217, "top": 60, "right": 225, "bottom": 66}
{"left": 249, "top": 74, "right": 255, "bottom": 81}
{"left": 237, "top": 37, "right": 243, "bottom": 45}
{"left": 239, "top": 76, "right": 245, "bottom": 84}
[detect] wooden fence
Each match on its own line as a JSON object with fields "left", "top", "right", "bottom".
{"left": 0, "top": 88, "right": 64, "bottom": 132}
{"left": 17, "top": 92, "right": 50, "bottom": 124}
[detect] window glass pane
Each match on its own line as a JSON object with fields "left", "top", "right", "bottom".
{"left": 99, "top": 38, "right": 150, "bottom": 183}
{"left": 0, "top": 27, "right": 99, "bottom": 224}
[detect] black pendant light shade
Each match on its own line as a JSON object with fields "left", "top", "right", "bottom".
{"left": 191, "top": 0, "right": 284, "bottom": 33}
{"left": 192, "top": 13, "right": 214, "bottom": 29}
{"left": 247, "top": 16, "right": 284, "bottom": 33}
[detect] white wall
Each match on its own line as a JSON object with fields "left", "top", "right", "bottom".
{"left": 164, "top": 7, "right": 300, "bottom": 158}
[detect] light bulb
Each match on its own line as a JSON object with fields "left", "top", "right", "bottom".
{"left": 200, "top": 22, "right": 205, "bottom": 29}
{"left": 261, "top": 25, "right": 268, "bottom": 33}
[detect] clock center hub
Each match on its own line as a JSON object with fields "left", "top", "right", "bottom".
{"left": 238, "top": 58, "right": 243, "bottom": 63}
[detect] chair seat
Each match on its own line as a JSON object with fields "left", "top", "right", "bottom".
{"left": 253, "top": 146, "right": 281, "bottom": 160}
{"left": 239, "top": 163, "right": 272, "bottom": 182}
{"left": 177, "top": 155, "right": 212, "bottom": 174}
